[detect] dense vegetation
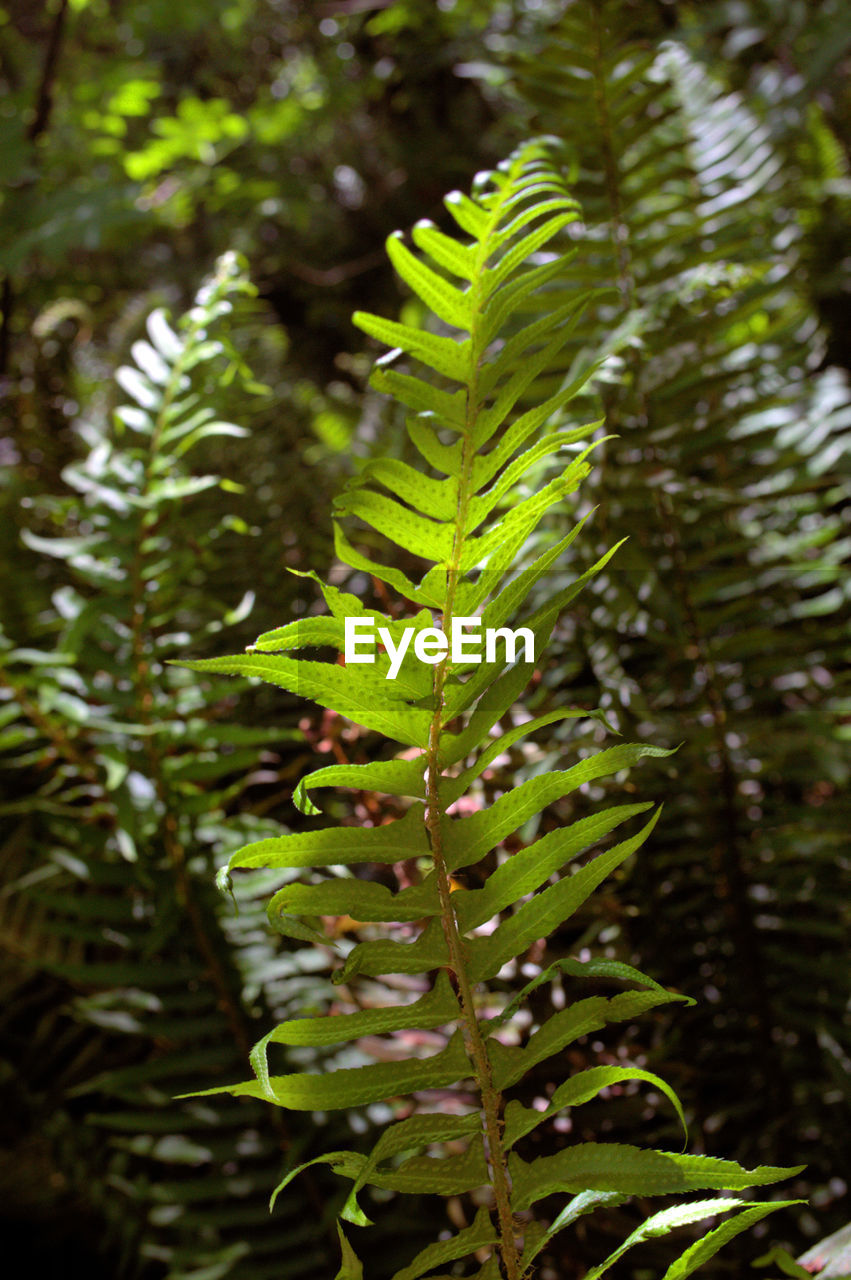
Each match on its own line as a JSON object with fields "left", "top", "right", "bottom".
{"left": 1, "top": 2, "right": 849, "bottom": 1278}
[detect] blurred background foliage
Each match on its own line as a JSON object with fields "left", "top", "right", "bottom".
{"left": 0, "top": 1, "right": 849, "bottom": 1278}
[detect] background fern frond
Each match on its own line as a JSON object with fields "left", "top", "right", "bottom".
{"left": 505, "top": 2, "right": 851, "bottom": 1239}
{"left": 0, "top": 257, "right": 362, "bottom": 1279}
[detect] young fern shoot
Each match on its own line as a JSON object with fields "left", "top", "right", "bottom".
{"left": 184, "top": 142, "right": 801, "bottom": 1280}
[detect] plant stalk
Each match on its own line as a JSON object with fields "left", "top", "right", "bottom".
{"left": 421, "top": 253, "right": 521, "bottom": 1275}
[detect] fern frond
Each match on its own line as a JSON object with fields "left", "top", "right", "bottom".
{"left": 1, "top": 257, "right": 350, "bottom": 1280}
{"left": 183, "top": 146, "right": 801, "bottom": 1279}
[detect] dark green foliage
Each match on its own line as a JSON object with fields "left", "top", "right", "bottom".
{"left": 503, "top": 0, "right": 851, "bottom": 1226}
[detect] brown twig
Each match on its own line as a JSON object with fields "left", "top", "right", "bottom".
{"left": 1, "top": 0, "right": 70, "bottom": 375}
{"left": 282, "top": 248, "right": 386, "bottom": 288}
{"left": 28, "top": 0, "right": 70, "bottom": 144}
{"left": 317, "top": 0, "right": 394, "bottom": 16}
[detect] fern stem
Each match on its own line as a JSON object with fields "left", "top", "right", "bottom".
{"left": 590, "top": 0, "right": 636, "bottom": 310}
{"left": 425, "top": 706, "right": 519, "bottom": 1280}
{"left": 657, "top": 486, "right": 780, "bottom": 1071}
{"left": 421, "top": 257, "right": 521, "bottom": 1275}
{"left": 0, "top": 669, "right": 96, "bottom": 779}
{"left": 125, "top": 300, "right": 266, "bottom": 1063}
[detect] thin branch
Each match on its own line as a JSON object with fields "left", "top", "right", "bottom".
{"left": 0, "top": 277, "right": 13, "bottom": 378}
{"left": 28, "top": 0, "right": 70, "bottom": 143}
{"left": 282, "top": 248, "right": 386, "bottom": 288}
{"left": 317, "top": 0, "right": 394, "bottom": 16}
{"left": 1, "top": 0, "right": 69, "bottom": 375}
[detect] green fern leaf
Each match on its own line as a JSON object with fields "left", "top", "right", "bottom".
{"left": 488, "top": 989, "right": 677, "bottom": 1090}
{"left": 386, "top": 232, "right": 472, "bottom": 329}
{"left": 662, "top": 1202, "right": 806, "bottom": 1280}
{"left": 224, "top": 804, "right": 428, "bottom": 872}
{"left": 187, "top": 1027, "right": 471, "bottom": 1110}
{"left": 509, "top": 1146, "right": 804, "bottom": 1211}
{"left": 503, "top": 1065, "right": 688, "bottom": 1151}
{"left": 334, "top": 1223, "right": 364, "bottom": 1280}
{"left": 182, "top": 653, "right": 433, "bottom": 745}
{"left": 390, "top": 1206, "right": 498, "bottom": 1280}
{"left": 585, "top": 1199, "right": 762, "bottom": 1280}
{"left": 293, "top": 758, "right": 426, "bottom": 815}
